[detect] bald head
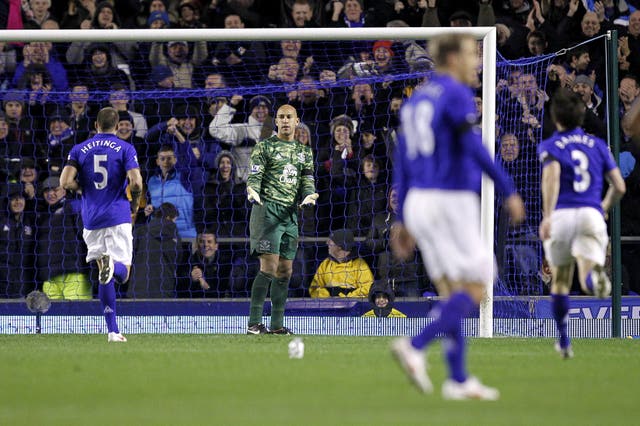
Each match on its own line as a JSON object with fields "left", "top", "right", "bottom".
{"left": 275, "top": 105, "right": 299, "bottom": 141}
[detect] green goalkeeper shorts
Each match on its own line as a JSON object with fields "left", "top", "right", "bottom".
{"left": 249, "top": 200, "right": 299, "bottom": 260}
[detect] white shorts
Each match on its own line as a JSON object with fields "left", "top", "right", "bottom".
{"left": 543, "top": 207, "right": 608, "bottom": 267}
{"left": 404, "top": 189, "right": 492, "bottom": 284}
{"left": 83, "top": 223, "right": 133, "bottom": 265}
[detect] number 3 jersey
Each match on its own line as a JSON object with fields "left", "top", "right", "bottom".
{"left": 538, "top": 127, "right": 617, "bottom": 213}
{"left": 67, "top": 133, "right": 140, "bottom": 230}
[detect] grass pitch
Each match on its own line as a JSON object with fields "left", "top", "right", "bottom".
{"left": 0, "top": 335, "right": 638, "bottom": 426}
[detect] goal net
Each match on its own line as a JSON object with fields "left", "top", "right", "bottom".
{"left": 0, "top": 27, "right": 555, "bottom": 336}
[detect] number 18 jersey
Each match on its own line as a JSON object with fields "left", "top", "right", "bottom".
{"left": 537, "top": 127, "right": 617, "bottom": 213}
{"left": 67, "top": 133, "right": 140, "bottom": 230}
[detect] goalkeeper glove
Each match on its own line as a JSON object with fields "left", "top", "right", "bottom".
{"left": 247, "top": 187, "right": 263, "bottom": 205}
{"left": 299, "top": 193, "right": 319, "bottom": 208}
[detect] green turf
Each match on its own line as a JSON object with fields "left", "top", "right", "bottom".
{"left": 0, "top": 335, "right": 638, "bottom": 426}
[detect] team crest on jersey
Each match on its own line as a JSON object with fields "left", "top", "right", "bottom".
{"left": 297, "top": 152, "right": 305, "bottom": 163}
{"left": 251, "top": 164, "right": 262, "bottom": 174}
{"left": 279, "top": 164, "right": 298, "bottom": 185}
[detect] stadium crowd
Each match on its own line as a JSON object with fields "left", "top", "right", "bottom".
{"left": 1, "top": 0, "right": 640, "bottom": 299}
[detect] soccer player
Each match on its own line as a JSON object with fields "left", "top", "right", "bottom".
{"left": 60, "top": 107, "right": 143, "bottom": 343}
{"left": 245, "top": 104, "right": 318, "bottom": 335}
{"left": 538, "top": 88, "right": 626, "bottom": 358}
{"left": 389, "top": 33, "right": 525, "bottom": 400}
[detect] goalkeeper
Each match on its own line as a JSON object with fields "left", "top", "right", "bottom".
{"left": 245, "top": 104, "right": 318, "bottom": 335}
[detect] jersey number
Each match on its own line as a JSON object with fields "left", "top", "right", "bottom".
{"left": 94, "top": 154, "right": 108, "bottom": 190}
{"left": 402, "top": 101, "right": 435, "bottom": 159}
{"left": 571, "top": 150, "right": 590, "bottom": 193}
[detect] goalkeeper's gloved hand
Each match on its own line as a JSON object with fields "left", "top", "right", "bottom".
{"left": 247, "top": 187, "right": 263, "bottom": 205}
{"left": 299, "top": 193, "right": 319, "bottom": 208}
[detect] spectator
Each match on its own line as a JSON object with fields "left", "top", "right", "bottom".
{"left": 280, "top": 0, "right": 324, "bottom": 28}
{"left": 145, "top": 145, "right": 198, "bottom": 239}
{"left": 573, "top": 73, "right": 604, "bottom": 119}
{"left": 147, "top": 10, "right": 171, "bottom": 29}
{"left": 2, "top": 90, "right": 43, "bottom": 168}
{"left": 74, "top": 43, "right": 136, "bottom": 93}
{"left": 107, "top": 83, "right": 148, "bottom": 139}
{"left": 131, "top": 202, "right": 181, "bottom": 298}
{"left": 67, "top": 82, "right": 96, "bottom": 146}
{"left": 309, "top": 228, "right": 373, "bottom": 298}
{"left": 36, "top": 176, "right": 91, "bottom": 300}
{"left": 23, "top": 0, "right": 52, "bottom": 29}
{"left": 60, "top": 0, "right": 96, "bottom": 29}
{"left": 177, "top": 230, "right": 234, "bottom": 298}
{"left": 347, "top": 155, "right": 387, "bottom": 237}
{"left": 12, "top": 41, "right": 68, "bottom": 91}
{"left": 44, "top": 109, "right": 75, "bottom": 174}
{"left": 208, "top": 94, "right": 274, "bottom": 182}
{"left": 328, "top": 0, "right": 375, "bottom": 27}
{"left": 17, "top": 158, "right": 39, "bottom": 213}
{"left": 146, "top": 104, "right": 215, "bottom": 197}
{"left": 618, "top": 11, "right": 640, "bottom": 74}
{"left": 140, "top": 65, "right": 176, "bottom": 128}
{"left": 176, "top": 0, "right": 205, "bottom": 28}
{"left": 387, "top": 0, "right": 429, "bottom": 27}
{"left": 65, "top": 2, "right": 139, "bottom": 74}
{"left": 317, "top": 114, "right": 357, "bottom": 230}
{"left": 0, "top": 184, "right": 36, "bottom": 298}
{"left": 0, "top": 41, "right": 17, "bottom": 91}
{"left": 208, "top": 14, "right": 266, "bottom": 83}
{"left": 362, "top": 280, "right": 407, "bottom": 317}
{"left": 366, "top": 185, "right": 427, "bottom": 297}
{"left": 149, "top": 40, "right": 208, "bottom": 88}
{"left": 200, "top": 150, "right": 249, "bottom": 238}
{"left": 115, "top": 111, "right": 147, "bottom": 174}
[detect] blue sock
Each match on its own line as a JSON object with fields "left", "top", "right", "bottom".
{"left": 113, "top": 262, "right": 127, "bottom": 284}
{"left": 585, "top": 271, "right": 594, "bottom": 295}
{"left": 411, "top": 292, "right": 475, "bottom": 351}
{"left": 552, "top": 294, "right": 570, "bottom": 348}
{"left": 444, "top": 321, "right": 467, "bottom": 383}
{"left": 99, "top": 279, "right": 119, "bottom": 333}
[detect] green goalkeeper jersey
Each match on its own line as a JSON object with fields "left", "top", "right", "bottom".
{"left": 247, "top": 135, "right": 316, "bottom": 207}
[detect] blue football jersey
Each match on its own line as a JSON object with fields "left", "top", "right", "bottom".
{"left": 394, "top": 73, "right": 514, "bottom": 221}
{"left": 538, "top": 128, "right": 617, "bottom": 213}
{"left": 67, "top": 133, "right": 140, "bottom": 230}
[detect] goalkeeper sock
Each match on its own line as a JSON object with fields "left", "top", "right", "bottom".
{"left": 269, "top": 276, "right": 289, "bottom": 330}
{"left": 248, "top": 271, "right": 274, "bottom": 326}
{"left": 552, "top": 293, "right": 570, "bottom": 348}
{"left": 411, "top": 292, "right": 474, "bottom": 351}
{"left": 113, "top": 262, "right": 128, "bottom": 284}
{"left": 99, "top": 279, "right": 119, "bottom": 333}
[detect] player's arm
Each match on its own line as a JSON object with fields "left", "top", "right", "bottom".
{"left": 461, "top": 126, "right": 525, "bottom": 224}
{"left": 127, "top": 167, "right": 143, "bottom": 214}
{"left": 539, "top": 160, "right": 561, "bottom": 240}
{"left": 60, "top": 164, "right": 80, "bottom": 193}
{"left": 246, "top": 142, "right": 266, "bottom": 205}
{"left": 601, "top": 167, "right": 626, "bottom": 213}
{"left": 299, "top": 146, "right": 318, "bottom": 207}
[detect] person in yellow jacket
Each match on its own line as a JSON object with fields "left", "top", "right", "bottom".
{"left": 362, "top": 280, "right": 407, "bottom": 318}
{"left": 309, "top": 229, "right": 373, "bottom": 298}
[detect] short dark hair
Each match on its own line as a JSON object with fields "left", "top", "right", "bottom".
{"left": 550, "top": 88, "right": 585, "bottom": 130}
{"left": 96, "top": 107, "right": 119, "bottom": 132}
{"left": 429, "top": 33, "right": 475, "bottom": 67}
{"left": 154, "top": 202, "right": 178, "bottom": 219}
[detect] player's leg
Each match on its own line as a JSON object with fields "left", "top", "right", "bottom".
{"left": 269, "top": 258, "right": 293, "bottom": 334}
{"left": 247, "top": 253, "right": 278, "bottom": 334}
{"left": 573, "top": 208, "right": 610, "bottom": 298}
{"left": 247, "top": 202, "right": 283, "bottom": 334}
{"left": 269, "top": 219, "right": 298, "bottom": 334}
{"left": 550, "top": 263, "right": 574, "bottom": 358}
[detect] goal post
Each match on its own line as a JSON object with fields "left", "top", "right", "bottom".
{"left": 0, "top": 27, "right": 498, "bottom": 335}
